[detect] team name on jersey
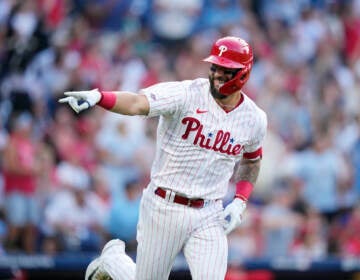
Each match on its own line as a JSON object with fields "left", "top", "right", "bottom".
{"left": 181, "top": 117, "right": 242, "bottom": 156}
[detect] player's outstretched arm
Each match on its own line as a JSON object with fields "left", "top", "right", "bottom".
{"left": 223, "top": 159, "right": 261, "bottom": 235}
{"left": 59, "top": 89, "right": 150, "bottom": 115}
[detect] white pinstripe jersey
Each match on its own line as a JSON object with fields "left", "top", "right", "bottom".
{"left": 141, "top": 78, "right": 267, "bottom": 200}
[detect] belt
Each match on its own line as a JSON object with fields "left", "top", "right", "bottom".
{"left": 154, "top": 187, "right": 208, "bottom": 209}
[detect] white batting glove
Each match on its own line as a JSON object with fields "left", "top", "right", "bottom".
{"left": 58, "top": 88, "right": 101, "bottom": 113}
{"left": 223, "top": 198, "right": 247, "bottom": 235}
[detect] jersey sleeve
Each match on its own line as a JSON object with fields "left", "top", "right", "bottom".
{"left": 140, "top": 81, "right": 187, "bottom": 117}
{"left": 243, "top": 109, "right": 267, "bottom": 161}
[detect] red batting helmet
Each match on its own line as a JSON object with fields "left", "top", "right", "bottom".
{"left": 203, "top": 36, "right": 253, "bottom": 95}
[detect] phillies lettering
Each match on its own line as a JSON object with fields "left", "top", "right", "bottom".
{"left": 181, "top": 117, "right": 242, "bottom": 155}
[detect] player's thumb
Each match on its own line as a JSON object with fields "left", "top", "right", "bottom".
{"left": 76, "top": 102, "right": 90, "bottom": 112}
{"left": 223, "top": 203, "right": 233, "bottom": 217}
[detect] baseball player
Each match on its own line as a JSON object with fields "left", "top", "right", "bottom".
{"left": 60, "top": 36, "right": 267, "bottom": 280}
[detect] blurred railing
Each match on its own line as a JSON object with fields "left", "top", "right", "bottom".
{"left": 0, "top": 253, "right": 360, "bottom": 280}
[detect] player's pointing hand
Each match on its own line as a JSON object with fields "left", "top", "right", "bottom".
{"left": 58, "top": 88, "right": 101, "bottom": 113}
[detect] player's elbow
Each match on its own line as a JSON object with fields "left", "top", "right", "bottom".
{"left": 128, "top": 95, "right": 150, "bottom": 116}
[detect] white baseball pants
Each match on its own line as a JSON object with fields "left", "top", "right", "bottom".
{"left": 135, "top": 186, "right": 228, "bottom": 280}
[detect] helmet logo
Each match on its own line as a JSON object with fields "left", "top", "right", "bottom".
{"left": 218, "top": 45, "right": 228, "bottom": 56}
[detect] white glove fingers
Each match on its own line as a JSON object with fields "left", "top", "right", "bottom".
{"left": 60, "top": 89, "right": 101, "bottom": 113}
{"left": 58, "top": 96, "right": 81, "bottom": 113}
{"left": 64, "top": 91, "right": 86, "bottom": 99}
{"left": 58, "top": 97, "right": 73, "bottom": 103}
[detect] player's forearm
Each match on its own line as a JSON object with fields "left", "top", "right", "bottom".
{"left": 233, "top": 159, "right": 261, "bottom": 185}
{"left": 232, "top": 159, "right": 261, "bottom": 201}
{"left": 100, "top": 91, "right": 150, "bottom": 116}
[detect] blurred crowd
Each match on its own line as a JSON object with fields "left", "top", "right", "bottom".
{"left": 0, "top": 0, "right": 360, "bottom": 266}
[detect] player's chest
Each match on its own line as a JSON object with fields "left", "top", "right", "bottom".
{"left": 176, "top": 109, "right": 256, "bottom": 157}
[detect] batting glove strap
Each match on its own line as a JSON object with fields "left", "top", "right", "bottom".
{"left": 223, "top": 198, "right": 247, "bottom": 235}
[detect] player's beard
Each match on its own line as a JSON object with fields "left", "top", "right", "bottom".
{"left": 209, "top": 75, "right": 227, "bottom": 100}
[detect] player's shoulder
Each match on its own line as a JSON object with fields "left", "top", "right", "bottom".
{"left": 178, "top": 78, "right": 209, "bottom": 90}
{"left": 143, "top": 78, "right": 207, "bottom": 92}
{"left": 242, "top": 93, "right": 267, "bottom": 122}
{"left": 186, "top": 78, "right": 209, "bottom": 95}
{"left": 190, "top": 78, "right": 209, "bottom": 87}
{"left": 142, "top": 80, "right": 182, "bottom": 91}
{"left": 168, "top": 78, "right": 209, "bottom": 97}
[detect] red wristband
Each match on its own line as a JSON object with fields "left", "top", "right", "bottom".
{"left": 234, "top": 181, "right": 254, "bottom": 201}
{"left": 98, "top": 91, "right": 117, "bottom": 110}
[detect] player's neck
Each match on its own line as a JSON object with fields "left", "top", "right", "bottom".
{"left": 215, "top": 91, "right": 242, "bottom": 111}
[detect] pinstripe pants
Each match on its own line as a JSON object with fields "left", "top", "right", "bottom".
{"left": 135, "top": 186, "right": 228, "bottom": 280}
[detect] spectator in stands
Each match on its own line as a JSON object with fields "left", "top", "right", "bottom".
{"left": 95, "top": 113, "right": 145, "bottom": 192}
{"left": 88, "top": 167, "right": 111, "bottom": 228}
{"left": 227, "top": 206, "right": 262, "bottom": 263}
{"left": 35, "top": 140, "right": 60, "bottom": 209}
{"left": 261, "top": 184, "right": 303, "bottom": 258}
{"left": 290, "top": 209, "right": 327, "bottom": 260}
{"left": 106, "top": 178, "right": 142, "bottom": 252}
{"left": 198, "top": 0, "right": 245, "bottom": 31}
{"left": 133, "top": 117, "right": 158, "bottom": 182}
{"left": 74, "top": 111, "right": 102, "bottom": 173}
{"left": 1, "top": 0, "right": 48, "bottom": 78}
{"left": 43, "top": 163, "right": 104, "bottom": 252}
{"left": 2, "top": 112, "right": 40, "bottom": 253}
{"left": 147, "top": 0, "right": 204, "bottom": 41}
{"left": 289, "top": 126, "right": 350, "bottom": 221}
{"left": 337, "top": 204, "right": 360, "bottom": 258}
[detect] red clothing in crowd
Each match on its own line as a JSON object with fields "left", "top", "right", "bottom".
{"left": 3, "top": 134, "right": 37, "bottom": 195}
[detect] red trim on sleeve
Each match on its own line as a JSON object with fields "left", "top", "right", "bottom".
{"left": 98, "top": 91, "right": 117, "bottom": 110}
{"left": 243, "top": 147, "right": 262, "bottom": 160}
{"left": 235, "top": 181, "right": 254, "bottom": 201}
